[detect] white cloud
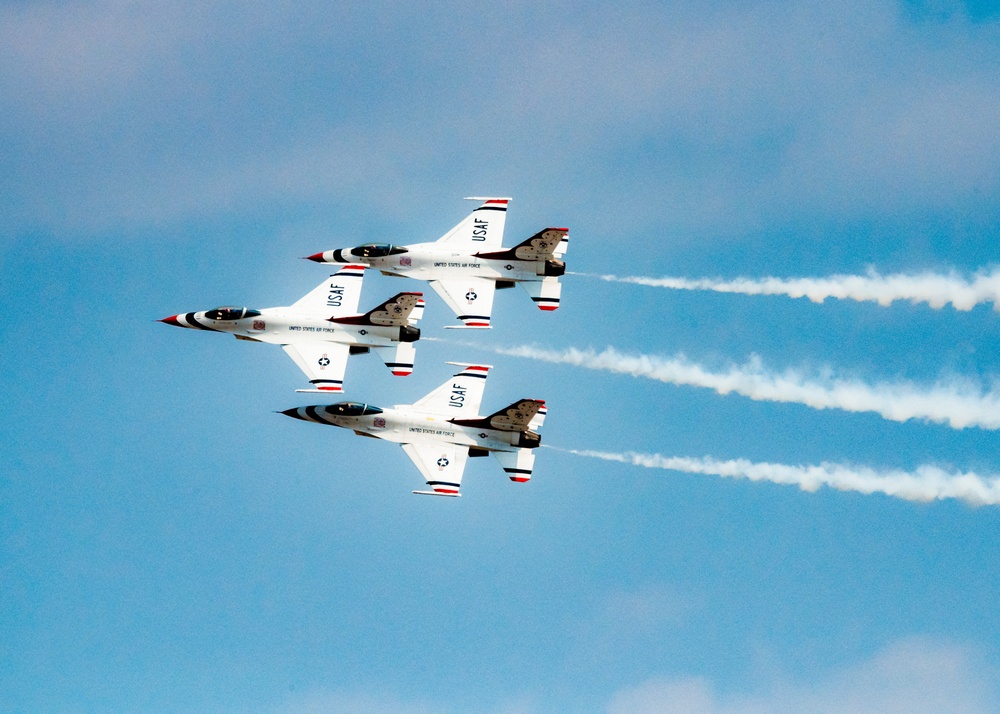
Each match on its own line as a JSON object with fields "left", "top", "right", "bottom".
{"left": 1, "top": 1, "right": 998, "bottom": 237}
{"left": 606, "top": 638, "right": 999, "bottom": 714}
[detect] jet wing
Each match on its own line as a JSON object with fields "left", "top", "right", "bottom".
{"left": 403, "top": 442, "right": 469, "bottom": 496}
{"left": 282, "top": 342, "right": 350, "bottom": 393}
{"left": 430, "top": 277, "right": 496, "bottom": 328}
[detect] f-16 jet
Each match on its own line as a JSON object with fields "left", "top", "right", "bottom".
{"left": 305, "top": 197, "right": 568, "bottom": 328}
{"left": 159, "top": 264, "right": 424, "bottom": 393}
{"left": 281, "top": 363, "right": 546, "bottom": 497}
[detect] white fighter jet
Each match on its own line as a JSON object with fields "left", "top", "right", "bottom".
{"left": 305, "top": 197, "right": 568, "bottom": 328}
{"left": 281, "top": 363, "right": 547, "bottom": 497}
{"left": 159, "top": 264, "right": 424, "bottom": 394}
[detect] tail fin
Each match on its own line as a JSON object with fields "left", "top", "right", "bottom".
{"left": 330, "top": 292, "right": 423, "bottom": 326}
{"left": 519, "top": 277, "right": 561, "bottom": 311}
{"left": 434, "top": 197, "right": 510, "bottom": 251}
{"left": 410, "top": 363, "right": 492, "bottom": 415}
{"left": 290, "top": 265, "right": 366, "bottom": 317}
{"left": 493, "top": 449, "right": 536, "bottom": 483}
{"left": 372, "top": 342, "right": 416, "bottom": 376}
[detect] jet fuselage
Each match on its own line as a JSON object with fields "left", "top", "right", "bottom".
{"left": 161, "top": 308, "right": 415, "bottom": 348}
{"left": 322, "top": 244, "right": 564, "bottom": 283}
{"left": 285, "top": 403, "right": 539, "bottom": 453}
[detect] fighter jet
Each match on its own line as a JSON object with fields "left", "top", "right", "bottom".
{"left": 281, "top": 363, "right": 547, "bottom": 497}
{"left": 305, "top": 197, "right": 568, "bottom": 328}
{"left": 159, "top": 264, "right": 424, "bottom": 393}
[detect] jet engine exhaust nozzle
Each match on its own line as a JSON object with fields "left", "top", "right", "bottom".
{"left": 544, "top": 259, "right": 566, "bottom": 277}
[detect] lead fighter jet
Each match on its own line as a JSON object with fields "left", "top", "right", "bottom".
{"left": 159, "top": 264, "right": 424, "bottom": 393}
{"left": 282, "top": 363, "right": 547, "bottom": 497}
{"left": 305, "top": 197, "right": 568, "bottom": 328}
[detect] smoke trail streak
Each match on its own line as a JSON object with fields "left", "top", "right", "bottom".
{"left": 550, "top": 446, "right": 1000, "bottom": 506}
{"left": 570, "top": 267, "right": 1000, "bottom": 311}
{"left": 475, "top": 344, "right": 1000, "bottom": 430}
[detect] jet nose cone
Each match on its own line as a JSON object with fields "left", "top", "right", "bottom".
{"left": 303, "top": 252, "right": 326, "bottom": 263}
{"left": 279, "top": 407, "right": 304, "bottom": 420}
{"left": 158, "top": 315, "right": 182, "bottom": 327}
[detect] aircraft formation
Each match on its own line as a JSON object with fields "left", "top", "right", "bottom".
{"left": 160, "top": 197, "right": 569, "bottom": 497}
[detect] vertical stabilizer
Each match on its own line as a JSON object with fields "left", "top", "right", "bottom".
{"left": 434, "top": 197, "right": 510, "bottom": 251}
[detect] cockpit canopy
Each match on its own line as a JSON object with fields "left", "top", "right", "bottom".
{"left": 326, "top": 402, "right": 383, "bottom": 417}
{"left": 349, "top": 243, "right": 408, "bottom": 259}
{"left": 204, "top": 306, "right": 262, "bottom": 321}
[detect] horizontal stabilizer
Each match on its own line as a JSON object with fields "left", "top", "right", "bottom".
{"left": 412, "top": 490, "right": 461, "bottom": 497}
{"left": 372, "top": 342, "right": 416, "bottom": 376}
{"left": 519, "top": 277, "right": 561, "bottom": 311}
{"left": 493, "top": 449, "right": 536, "bottom": 483}
{"left": 443, "top": 324, "right": 492, "bottom": 330}
{"left": 529, "top": 403, "right": 548, "bottom": 430}
{"left": 409, "top": 298, "right": 425, "bottom": 324}
{"left": 476, "top": 227, "right": 569, "bottom": 261}
{"left": 331, "top": 292, "right": 423, "bottom": 326}
{"left": 452, "top": 399, "right": 545, "bottom": 432}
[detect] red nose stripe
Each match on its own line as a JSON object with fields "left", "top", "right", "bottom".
{"left": 159, "top": 315, "right": 182, "bottom": 326}
{"left": 304, "top": 252, "right": 326, "bottom": 262}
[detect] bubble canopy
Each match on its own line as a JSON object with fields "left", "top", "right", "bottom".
{"left": 349, "top": 243, "right": 407, "bottom": 258}
{"left": 325, "top": 402, "right": 383, "bottom": 416}
{"left": 204, "top": 307, "right": 262, "bottom": 321}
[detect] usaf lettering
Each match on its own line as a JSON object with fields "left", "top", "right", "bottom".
{"left": 327, "top": 283, "right": 345, "bottom": 307}
{"left": 449, "top": 384, "right": 466, "bottom": 408}
{"left": 471, "top": 218, "right": 488, "bottom": 241}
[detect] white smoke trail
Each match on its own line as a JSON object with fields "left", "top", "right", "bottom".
{"left": 551, "top": 447, "right": 1000, "bottom": 506}
{"left": 478, "top": 344, "right": 1000, "bottom": 430}
{"left": 571, "top": 267, "right": 1000, "bottom": 311}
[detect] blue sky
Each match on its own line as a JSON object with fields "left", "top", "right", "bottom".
{"left": 3, "top": 1, "right": 1000, "bottom": 711}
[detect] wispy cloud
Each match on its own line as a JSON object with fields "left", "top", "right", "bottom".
{"left": 477, "top": 344, "right": 1000, "bottom": 430}
{"left": 572, "top": 267, "right": 1000, "bottom": 311}
{"left": 553, "top": 447, "right": 1000, "bottom": 506}
{"left": 607, "top": 637, "right": 999, "bottom": 714}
